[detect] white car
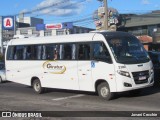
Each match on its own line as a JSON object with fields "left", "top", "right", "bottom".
{"left": 0, "top": 62, "right": 6, "bottom": 83}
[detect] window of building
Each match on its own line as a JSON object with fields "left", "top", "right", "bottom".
{"left": 57, "top": 30, "right": 64, "bottom": 35}
{"left": 44, "top": 31, "right": 52, "bottom": 36}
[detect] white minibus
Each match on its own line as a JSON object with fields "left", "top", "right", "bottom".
{"left": 5, "top": 31, "right": 154, "bottom": 100}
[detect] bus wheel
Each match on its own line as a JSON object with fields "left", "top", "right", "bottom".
{"left": 97, "top": 82, "right": 114, "bottom": 100}
{"left": 33, "top": 79, "right": 44, "bottom": 94}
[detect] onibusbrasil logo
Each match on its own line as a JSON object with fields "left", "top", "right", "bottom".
{"left": 43, "top": 61, "right": 66, "bottom": 74}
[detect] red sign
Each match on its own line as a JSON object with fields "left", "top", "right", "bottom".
{"left": 2, "top": 16, "right": 14, "bottom": 30}
{"left": 45, "top": 24, "right": 62, "bottom": 30}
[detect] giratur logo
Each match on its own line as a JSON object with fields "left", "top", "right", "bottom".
{"left": 43, "top": 61, "right": 66, "bottom": 74}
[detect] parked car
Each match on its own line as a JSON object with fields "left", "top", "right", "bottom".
{"left": 0, "top": 62, "right": 6, "bottom": 83}
{"left": 148, "top": 51, "right": 160, "bottom": 86}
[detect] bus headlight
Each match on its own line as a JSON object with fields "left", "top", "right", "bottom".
{"left": 117, "top": 70, "right": 131, "bottom": 78}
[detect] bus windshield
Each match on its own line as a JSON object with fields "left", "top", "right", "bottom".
{"left": 106, "top": 35, "right": 150, "bottom": 64}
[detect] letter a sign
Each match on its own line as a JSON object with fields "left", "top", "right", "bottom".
{"left": 2, "top": 16, "right": 14, "bottom": 30}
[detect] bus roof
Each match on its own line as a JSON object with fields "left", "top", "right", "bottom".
{"left": 8, "top": 33, "right": 97, "bottom": 45}
{"left": 8, "top": 31, "right": 131, "bottom": 46}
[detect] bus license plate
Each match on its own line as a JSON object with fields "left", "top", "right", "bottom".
{"left": 139, "top": 76, "right": 146, "bottom": 80}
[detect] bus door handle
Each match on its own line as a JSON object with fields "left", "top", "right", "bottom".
{"left": 82, "top": 74, "right": 86, "bottom": 76}
{"left": 17, "top": 70, "right": 20, "bottom": 72}
{"left": 44, "top": 72, "right": 48, "bottom": 73}
{"left": 7, "top": 70, "right": 10, "bottom": 72}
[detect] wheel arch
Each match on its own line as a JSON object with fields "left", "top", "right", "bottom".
{"left": 95, "top": 79, "right": 109, "bottom": 92}
{"left": 31, "top": 77, "right": 40, "bottom": 86}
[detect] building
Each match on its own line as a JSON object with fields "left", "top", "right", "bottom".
{"left": 0, "top": 16, "right": 94, "bottom": 55}
{"left": 16, "top": 25, "right": 94, "bottom": 37}
{"left": 119, "top": 11, "right": 160, "bottom": 51}
{"left": 2, "top": 17, "right": 42, "bottom": 43}
{"left": 2, "top": 16, "right": 94, "bottom": 41}
{"left": 123, "top": 14, "right": 159, "bottom": 36}
{"left": 17, "top": 17, "right": 44, "bottom": 27}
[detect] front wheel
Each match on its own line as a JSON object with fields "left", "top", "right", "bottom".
{"left": 97, "top": 82, "right": 114, "bottom": 100}
{"left": 33, "top": 79, "right": 44, "bottom": 94}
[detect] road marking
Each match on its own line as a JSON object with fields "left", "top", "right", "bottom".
{"left": 52, "top": 94, "right": 85, "bottom": 101}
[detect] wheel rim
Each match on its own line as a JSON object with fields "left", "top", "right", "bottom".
{"left": 101, "top": 87, "right": 109, "bottom": 97}
{"left": 34, "top": 82, "right": 40, "bottom": 92}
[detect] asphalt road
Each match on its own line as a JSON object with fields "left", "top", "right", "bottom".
{"left": 0, "top": 81, "right": 160, "bottom": 120}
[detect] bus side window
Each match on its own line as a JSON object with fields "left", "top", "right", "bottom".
{"left": 93, "top": 42, "right": 112, "bottom": 63}
{"left": 14, "top": 46, "right": 23, "bottom": 60}
{"left": 59, "top": 44, "right": 76, "bottom": 60}
{"left": 54, "top": 45, "right": 60, "bottom": 60}
{"left": 7, "top": 46, "right": 15, "bottom": 60}
{"left": 36, "top": 45, "right": 42, "bottom": 60}
{"left": 42, "top": 45, "right": 47, "bottom": 60}
{"left": 64, "top": 44, "right": 72, "bottom": 60}
{"left": 45, "top": 45, "right": 54, "bottom": 60}
{"left": 26, "top": 46, "right": 32, "bottom": 60}
{"left": 78, "top": 43, "right": 90, "bottom": 60}
{"left": 72, "top": 44, "right": 76, "bottom": 60}
{"left": 23, "top": 46, "right": 27, "bottom": 60}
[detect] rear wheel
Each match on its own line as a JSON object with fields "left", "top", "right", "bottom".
{"left": 97, "top": 82, "right": 114, "bottom": 100}
{"left": 32, "top": 79, "right": 44, "bottom": 94}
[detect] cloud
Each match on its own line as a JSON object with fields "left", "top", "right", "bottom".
{"left": 34, "top": 0, "right": 90, "bottom": 16}
{"left": 20, "top": 9, "right": 28, "bottom": 13}
{"left": 142, "top": 0, "right": 150, "bottom": 5}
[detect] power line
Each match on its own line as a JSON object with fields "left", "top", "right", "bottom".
{"left": 29, "top": 0, "right": 95, "bottom": 27}
{"left": 10, "top": 0, "right": 71, "bottom": 16}
{"left": 30, "top": 0, "right": 87, "bottom": 17}
{"left": 43, "top": 14, "right": 93, "bottom": 22}
{"left": 74, "top": 20, "right": 94, "bottom": 26}
{"left": 29, "top": 0, "right": 92, "bottom": 26}
{"left": 75, "top": 22, "right": 95, "bottom": 28}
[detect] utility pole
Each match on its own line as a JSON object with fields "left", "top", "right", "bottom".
{"left": 104, "top": 0, "right": 108, "bottom": 30}
{"left": 0, "top": 16, "right": 3, "bottom": 54}
{"left": 14, "top": 16, "right": 16, "bottom": 35}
